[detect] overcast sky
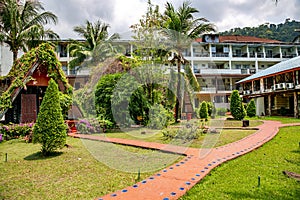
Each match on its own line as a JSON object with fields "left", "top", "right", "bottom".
{"left": 40, "top": 0, "right": 300, "bottom": 39}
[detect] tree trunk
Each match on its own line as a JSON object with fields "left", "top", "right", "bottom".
{"left": 175, "top": 58, "right": 181, "bottom": 122}
{"left": 13, "top": 49, "right": 18, "bottom": 63}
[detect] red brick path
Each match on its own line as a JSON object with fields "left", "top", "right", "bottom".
{"left": 69, "top": 121, "right": 300, "bottom": 200}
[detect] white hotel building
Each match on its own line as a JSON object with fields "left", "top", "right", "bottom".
{"left": 1, "top": 34, "right": 300, "bottom": 112}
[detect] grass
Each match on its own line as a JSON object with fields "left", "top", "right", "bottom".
{"left": 262, "top": 116, "right": 300, "bottom": 124}
{"left": 180, "top": 126, "right": 300, "bottom": 199}
{"left": 102, "top": 128, "right": 257, "bottom": 149}
{"left": 0, "top": 137, "right": 182, "bottom": 200}
{"left": 99, "top": 119, "right": 263, "bottom": 149}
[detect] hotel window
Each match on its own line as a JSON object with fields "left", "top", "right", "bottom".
{"left": 266, "top": 49, "right": 273, "bottom": 58}
{"left": 223, "top": 46, "right": 229, "bottom": 53}
{"left": 62, "top": 66, "right": 68, "bottom": 75}
{"left": 59, "top": 44, "right": 67, "bottom": 57}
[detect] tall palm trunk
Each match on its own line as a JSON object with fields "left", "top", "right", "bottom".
{"left": 175, "top": 56, "right": 181, "bottom": 122}
{"left": 13, "top": 49, "right": 18, "bottom": 63}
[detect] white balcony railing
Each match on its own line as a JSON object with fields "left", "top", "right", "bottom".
{"left": 197, "top": 69, "right": 243, "bottom": 75}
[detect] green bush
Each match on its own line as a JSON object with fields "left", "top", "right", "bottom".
{"left": 246, "top": 99, "right": 256, "bottom": 117}
{"left": 76, "top": 118, "right": 113, "bottom": 133}
{"left": 162, "top": 121, "right": 200, "bottom": 140}
{"left": 230, "top": 90, "right": 246, "bottom": 120}
{"left": 0, "top": 123, "right": 33, "bottom": 140}
{"left": 95, "top": 73, "right": 123, "bottom": 124}
{"left": 148, "top": 104, "right": 174, "bottom": 129}
{"left": 33, "top": 79, "right": 67, "bottom": 156}
{"left": 206, "top": 102, "right": 216, "bottom": 116}
{"left": 216, "top": 108, "right": 227, "bottom": 116}
{"left": 199, "top": 101, "right": 208, "bottom": 119}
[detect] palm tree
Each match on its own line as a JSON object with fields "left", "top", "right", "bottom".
{"left": 0, "top": 0, "right": 59, "bottom": 62}
{"left": 163, "top": 1, "right": 216, "bottom": 121}
{"left": 69, "top": 20, "right": 120, "bottom": 68}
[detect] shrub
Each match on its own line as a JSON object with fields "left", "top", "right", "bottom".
{"left": 76, "top": 118, "right": 113, "bottom": 133}
{"left": 95, "top": 73, "right": 123, "bottom": 124}
{"left": 199, "top": 101, "right": 208, "bottom": 119}
{"left": 0, "top": 123, "right": 33, "bottom": 140}
{"left": 230, "top": 90, "right": 246, "bottom": 120}
{"left": 246, "top": 99, "right": 256, "bottom": 117}
{"left": 216, "top": 108, "right": 227, "bottom": 116}
{"left": 206, "top": 102, "right": 216, "bottom": 117}
{"left": 33, "top": 79, "right": 67, "bottom": 156}
{"left": 162, "top": 121, "right": 200, "bottom": 140}
{"left": 148, "top": 104, "right": 174, "bottom": 129}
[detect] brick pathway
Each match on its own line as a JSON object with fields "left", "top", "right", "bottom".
{"left": 69, "top": 121, "right": 300, "bottom": 200}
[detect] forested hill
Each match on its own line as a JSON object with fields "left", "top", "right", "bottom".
{"left": 220, "top": 19, "right": 300, "bottom": 42}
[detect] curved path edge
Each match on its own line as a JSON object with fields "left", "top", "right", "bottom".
{"left": 69, "top": 121, "right": 300, "bottom": 200}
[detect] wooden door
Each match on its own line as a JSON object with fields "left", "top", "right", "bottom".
{"left": 21, "top": 94, "right": 37, "bottom": 123}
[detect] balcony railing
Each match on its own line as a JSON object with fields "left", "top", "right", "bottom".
{"left": 198, "top": 69, "right": 244, "bottom": 75}
{"left": 242, "top": 83, "right": 300, "bottom": 95}
{"left": 282, "top": 54, "right": 297, "bottom": 58}
{"left": 194, "top": 52, "right": 209, "bottom": 57}
{"left": 212, "top": 52, "right": 229, "bottom": 57}
{"left": 200, "top": 85, "right": 236, "bottom": 93}
{"left": 233, "top": 53, "right": 247, "bottom": 57}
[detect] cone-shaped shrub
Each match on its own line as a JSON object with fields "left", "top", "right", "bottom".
{"left": 33, "top": 79, "right": 67, "bottom": 156}
{"left": 230, "top": 90, "right": 246, "bottom": 120}
{"left": 246, "top": 99, "right": 256, "bottom": 117}
{"left": 199, "top": 101, "right": 208, "bottom": 119}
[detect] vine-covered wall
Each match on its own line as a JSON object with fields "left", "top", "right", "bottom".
{"left": 0, "top": 43, "right": 73, "bottom": 119}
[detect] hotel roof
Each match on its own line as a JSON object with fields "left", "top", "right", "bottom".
{"left": 237, "top": 56, "right": 300, "bottom": 84}
{"left": 196, "top": 35, "right": 283, "bottom": 44}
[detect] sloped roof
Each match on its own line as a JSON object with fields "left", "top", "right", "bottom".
{"left": 0, "top": 43, "right": 73, "bottom": 118}
{"left": 195, "top": 35, "right": 283, "bottom": 44}
{"left": 237, "top": 56, "right": 300, "bottom": 84}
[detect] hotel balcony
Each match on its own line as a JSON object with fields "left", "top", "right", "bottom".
{"left": 194, "top": 68, "right": 252, "bottom": 76}
{"left": 242, "top": 82, "right": 300, "bottom": 96}
{"left": 198, "top": 85, "right": 235, "bottom": 94}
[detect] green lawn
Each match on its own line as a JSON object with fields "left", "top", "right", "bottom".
{"left": 103, "top": 128, "right": 257, "bottom": 149}
{"left": 180, "top": 126, "right": 300, "bottom": 199}
{"left": 0, "top": 137, "right": 182, "bottom": 200}
{"left": 262, "top": 116, "right": 300, "bottom": 124}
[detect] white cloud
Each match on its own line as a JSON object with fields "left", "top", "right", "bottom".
{"left": 40, "top": 0, "right": 300, "bottom": 38}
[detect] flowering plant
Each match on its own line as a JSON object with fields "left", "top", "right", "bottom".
{"left": 0, "top": 123, "right": 34, "bottom": 140}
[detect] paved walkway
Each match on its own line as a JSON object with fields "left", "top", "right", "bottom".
{"left": 69, "top": 121, "right": 300, "bottom": 200}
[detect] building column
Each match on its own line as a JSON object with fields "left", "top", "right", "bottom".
{"left": 294, "top": 92, "right": 299, "bottom": 118}
{"left": 209, "top": 44, "right": 212, "bottom": 57}
{"left": 255, "top": 60, "right": 259, "bottom": 72}
{"left": 260, "top": 78, "right": 264, "bottom": 93}
{"left": 268, "top": 95, "right": 272, "bottom": 116}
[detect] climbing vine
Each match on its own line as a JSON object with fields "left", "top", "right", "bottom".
{"left": 0, "top": 43, "right": 73, "bottom": 115}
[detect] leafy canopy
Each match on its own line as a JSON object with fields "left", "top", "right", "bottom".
{"left": 0, "top": 0, "right": 59, "bottom": 61}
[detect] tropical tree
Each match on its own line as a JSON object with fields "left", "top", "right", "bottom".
{"left": 162, "top": 1, "right": 216, "bottom": 121}
{"left": 0, "top": 0, "right": 59, "bottom": 62}
{"left": 130, "top": 0, "right": 167, "bottom": 61}
{"left": 69, "top": 19, "right": 120, "bottom": 68}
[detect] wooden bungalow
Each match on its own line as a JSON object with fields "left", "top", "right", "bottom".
{"left": 238, "top": 56, "right": 300, "bottom": 118}
{"left": 0, "top": 43, "right": 73, "bottom": 124}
